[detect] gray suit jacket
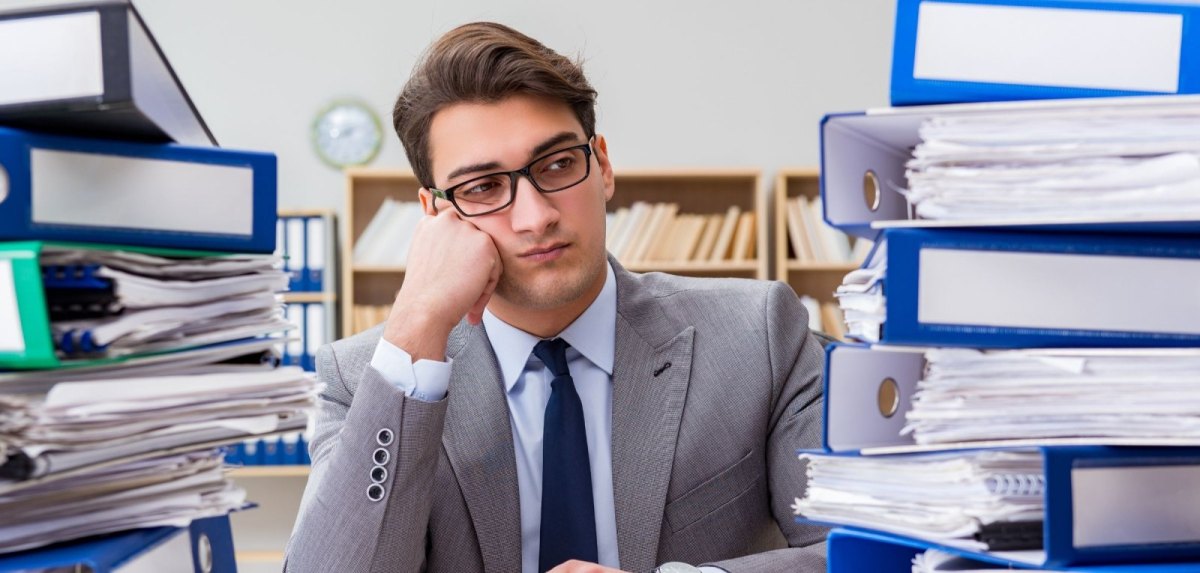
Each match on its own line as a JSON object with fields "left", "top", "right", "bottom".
{"left": 286, "top": 259, "right": 828, "bottom": 572}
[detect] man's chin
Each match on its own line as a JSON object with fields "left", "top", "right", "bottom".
{"left": 497, "top": 259, "right": 599, "bottom": 310}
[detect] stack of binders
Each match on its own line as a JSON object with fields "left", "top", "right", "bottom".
{"left": 799, "top": 0, "right": 1200, "bottom": 571}
{"left": 0, "top": 2, "right": 318, "bottom": 570}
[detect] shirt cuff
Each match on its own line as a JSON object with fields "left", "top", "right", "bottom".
{"left": 699, "top": 567, "right": 730, "bottom": 573}
{"left": 369, "top": 337, "right": 452, "bottom": 402}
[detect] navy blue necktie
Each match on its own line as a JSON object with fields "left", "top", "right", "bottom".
{"left": 533, "top": 338, "right": 598, "bottom": 571}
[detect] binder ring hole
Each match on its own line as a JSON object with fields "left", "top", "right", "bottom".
{"left": 197, "top": 532, "right": 213, "bottom": 573}
{"left": 877, "top": 377, "right": 899, "bottom": 418}
{"left": 0, "top": 164, "right": 7, "bottom": 205}
{"left": 863, "top": 170, "right": 881, "bottom": 212}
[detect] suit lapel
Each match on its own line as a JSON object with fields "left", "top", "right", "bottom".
{"left": 441, "top": 322, "right": 523, "bottom": 572}
{"left": 610, "top": 265, "right": 696, "bottom": 572}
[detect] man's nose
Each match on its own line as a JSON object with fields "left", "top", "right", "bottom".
{"left": 509, "top": 175, "right": 559, "bottom": 235}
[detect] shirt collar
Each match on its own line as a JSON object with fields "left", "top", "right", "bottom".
{"left": 482, "top": 261, "right": 617, "bottom": 393}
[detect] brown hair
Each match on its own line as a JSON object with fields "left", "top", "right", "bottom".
{"left": 392, "top": 22, "right": 598, "bottom": 188}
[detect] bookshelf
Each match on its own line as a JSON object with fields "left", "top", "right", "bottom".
{"left": 773, "top": 169, "right": 862, "bottom": 339}
{"left": 343, "top": 168, "right": 769, "bottom": 335}
{"left": 607, "top": 169, "right": 768, "bottom": 280}
{"left": 228, "top": 467, "right": 310, "bottom": 573}
{"left": 280, "top": 208, "right": 339, "bottom": 344}
{"left": 342, "top": 169, "right": 421, "bottom": 336}
{"left": 773, "top": 168, "right": 860, "bottom": 301}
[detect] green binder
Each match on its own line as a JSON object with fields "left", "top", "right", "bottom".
{"left": 0, "top": 242, "right": 54, "bottom": 368}
{"left": 0, "top": 241, "right": 272, "bottom": 370}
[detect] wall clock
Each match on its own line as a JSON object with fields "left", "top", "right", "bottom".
{"left": 312, "top": 100, "right": 383, "bottom": 168}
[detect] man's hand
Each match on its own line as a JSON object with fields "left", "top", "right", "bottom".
{"left": 546, "top": 560, "right": 628, "bottom": 573}
{"left": 383, "top": 202, "right": 502, "bottom": 362}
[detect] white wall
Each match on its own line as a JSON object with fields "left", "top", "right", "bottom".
{"left": 2, "top": 0, "right": 895, "bottom": 210}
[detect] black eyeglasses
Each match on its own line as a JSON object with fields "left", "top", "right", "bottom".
{"left": 429, "top": 140, "right": 594, "bottom": 217}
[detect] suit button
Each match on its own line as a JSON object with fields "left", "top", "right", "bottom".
{"left": 367, "top": 483, "right": 385, "bottom": 502}
{"left": 373, "top": 447, "right": 390, "bottom": 465}
{"left": 376, "top": 428, "right": 394, "bottom": 446}
{"left": 371, "top": 465, "right": 388, "bottom": 483}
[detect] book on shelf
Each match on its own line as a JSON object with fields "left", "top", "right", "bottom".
{"left": 351, "top": 304, "right": 392, "bottom": 335}
{"left": 692, "top": 214, "right": 722, "bottom": 262}
{"left": 730, "top": 211, "right": 755, "bottom": 261}
{"left": 352, "top": 199, "right": 423, "bottom": 267}
{"left": 785, "top": 195, "right": 853, "bottom": 264}
{"left": 605, "top": 201, "right": 755, "bottom": 267}
{"left": 707, "top": 205, "right": 741, "bottom": 263}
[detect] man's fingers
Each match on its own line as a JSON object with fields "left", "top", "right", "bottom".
{"left": 465, "top": 255, "right": 501, "bottom": 324}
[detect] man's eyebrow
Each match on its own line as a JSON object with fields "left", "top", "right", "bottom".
{"left": 443, "top": 131, "right": 583, "bottom": 185}
{"left": 529, "top": 131, "right": 582, "bottom": 158}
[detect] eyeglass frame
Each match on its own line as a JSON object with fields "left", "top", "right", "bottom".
{"left": 427, "top": 139, "right": 595, "bottom": 217}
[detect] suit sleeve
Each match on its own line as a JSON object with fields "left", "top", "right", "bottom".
{"left": 705, "top": 281, "right": 829, "bottom": 573}
{"left": 284, "top": 341, "right": 449, "bottom": 572}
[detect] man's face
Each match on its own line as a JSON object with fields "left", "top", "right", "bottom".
{"left": 425, "top": 94, "right": 615, "bottom": 311}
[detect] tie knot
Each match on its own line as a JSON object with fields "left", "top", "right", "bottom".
{"left": 533, "top": 338, "right": 571, "bottom": 378}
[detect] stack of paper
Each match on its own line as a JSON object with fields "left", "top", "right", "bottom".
{"left": 0, "top": 450, "right": 243, "bottom": 553}
{"left": 793, "top": 450, "right": 1043, "bottom": 551}
{"left": 900, "top": 110, "right": 1200, "bottom": 221}
{"left": 834, "top": 240, "right": 887, "bottom": 342}
{"left": 0, "top": 338, "right": 280, "bottom": 395}
{"left": 42, "top": 246, "right": 289, "bottom": 359}
{"left": 904, "top": 349, "right": 1200, "bottom": 446}
{"left": 0, "top": 366, "right": 318, "bottom": 480}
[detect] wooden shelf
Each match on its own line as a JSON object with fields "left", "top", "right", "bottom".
{"left": 607, "top": 169, "right": 767, "bottom": 279}
{"left": 623, "top": 261, "right": 758, "bottom": 273}
{"left": 343, "top": 170, "right": 422, "bottom": 335}
{"left": 343, "top": 168, "right": 769, "bottom": 335}
{"left": 228, "top": 466, "right": 311, "bottom": 478}
{"left": 282, "top": 292, "right": 334, "bottom": 303}
{"left": 237, "top": 550, "right": 286, "bottom": 562}
{"left": 786, "top": 261, "right": 859, "bottom": 272}
{"left": 352, "top": 265, "right": 407, "bottom": 273}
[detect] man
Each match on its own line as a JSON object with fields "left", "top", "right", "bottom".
{"left": 286, "top": 22, "right": 828, "bottom": 573}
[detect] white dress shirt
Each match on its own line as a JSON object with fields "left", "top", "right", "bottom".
{"left": 369, "top": 263, "right": 720, "bottom": 573}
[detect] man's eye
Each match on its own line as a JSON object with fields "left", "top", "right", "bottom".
{"left": 544, "top": 157, "right": 573, "bottom": 172}
{"left": 461, "top": 181, "right": 497, "bottom": 196}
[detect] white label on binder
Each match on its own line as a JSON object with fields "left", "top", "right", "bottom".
{"left": 918, "top": 249, "right": 1200, "bottom": 335}
{"left": 913, "top": 2, "right": 1182, "bottom": 93}
{"left": 1073, "top": 464, "right": 1200, "bottom": 547}
{"left": 307, "top": 217, "right": 326, "bottom": 274}
{"left": 31, "top": 149, "right": 254, "bottom": 235}
{"left": 285, "top": 304, "right": 304, "bottom": 358}
{"left": 0, "top": 259, "right": 25, "bottom": 352}
{"left": 306, "top": 304, "right": 326, "bottom": 357}
{"left": 286, "top": 219, "right": 305, "bottom": 272}
{"left": 0, "top": 11, "right": 104, "bottom": 106}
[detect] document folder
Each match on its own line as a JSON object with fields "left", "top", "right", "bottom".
{"left": 0, "top": 241, "right": 285, "bottom": 370}
{"left": 0, "top": 514, "right": 236, "bottom": 572}
{"left": 890, "top": 0, "right": 1200, "bottom": 106}
{"left": 820, "top": 95, "right": 1200, "bottom": 240}
{"left": 802, "top": 446, "right": 1200, "bottom": 567}
{"left": 850, "top": 228, "right": 1200, "bottom": 348}
{"left": 0, "top": 0, "right": 216, "bottom": 146}
{"left": 0, "top": 126, "right": 276, "bottom": 253}
{"left": 820, "top": 343, "right": 1200, "bottom": 455}
{"left": 827, "top": 527, "right": 1200, "bottom": 572}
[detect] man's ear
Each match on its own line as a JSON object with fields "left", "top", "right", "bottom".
{"left": 418, "top": 188, "right": 438, "bottom": 215}
{"left": 593, "top": 134, "right": 615, "bottom": 202}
